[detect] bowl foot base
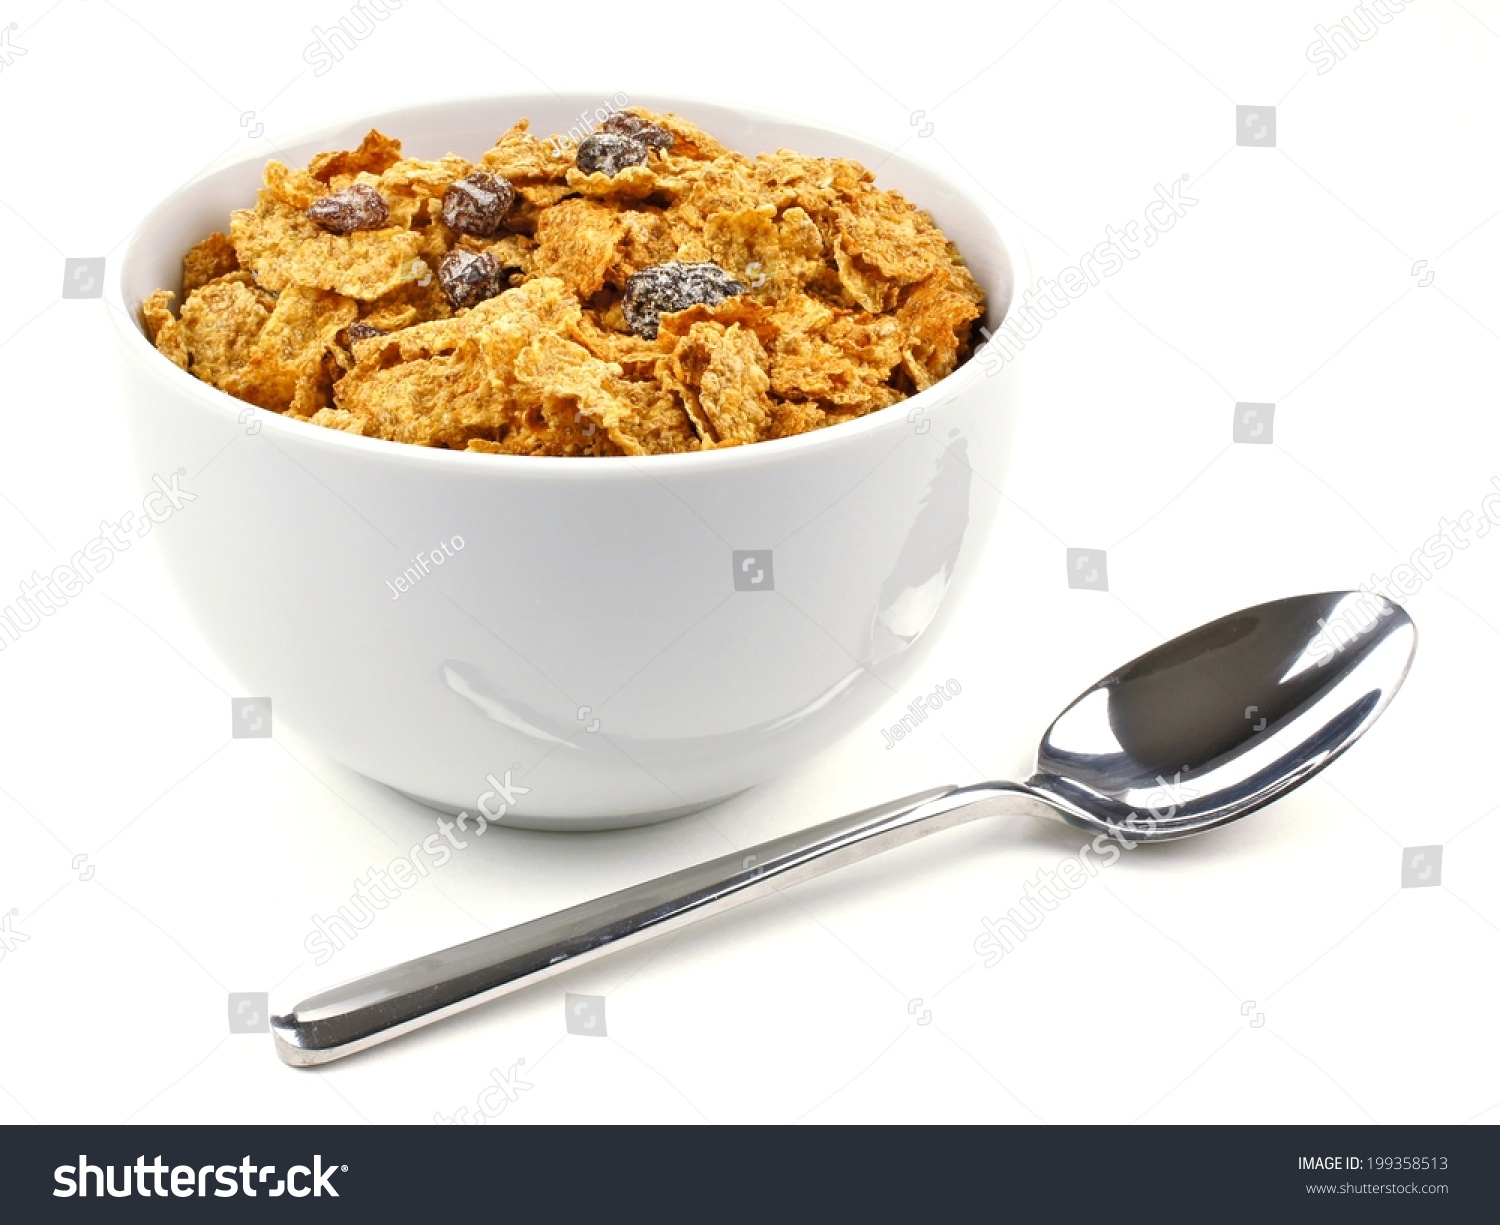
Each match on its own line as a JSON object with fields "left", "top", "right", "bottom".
{"left": 390, "top": 787, "right": 751, "bottom": 832}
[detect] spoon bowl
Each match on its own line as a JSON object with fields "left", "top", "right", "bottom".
{"left": 1025, "top": 590, "right": 1416, "bottom": 841}
{"left": 272, "top": 590, "right": 1416, "bottom": 1066}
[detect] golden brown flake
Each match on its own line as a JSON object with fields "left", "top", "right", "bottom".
{"left": 309, "top": 130, "right": 404, "bottom": 182}
{"left": 182, "top": 232, "right": 240, "bottom": 294}
{"left": 263, "top": 161, "right": 326, "bottom": 211}
{"left": 176, "top": 277, "right": 272, "bottom": 393}
{"left": 530, "top": 198, "right": 628, "bottom": 298}
{"left": 235, "top": 285, "right": 358, "bottom": 412}
{"left": 513, "top": 331, "right": 698, "bottom": 456}
{"left": 228, "top": 191, "right": 323, "bottom": 293}
{"left": 141, "top": 290, "right": 188, "bottom": 369}
{"left": 630, "top": 109, "right": 731, "bottom": 161}
{"left": 146, "top": 113, "right": 986, "bottom": 454}
{"left": 289, "top": 406, "right": 374, "bottom": 435}
{"left": 479, "top": 120, "right": 572, "bottom": 185}
{"left": 284, "top": 229, "right": 427, "bottom": 300}
{"left": 896, "top": 267, "right": 984, "bottom": 391}
{"left": 564, "top": 163, "right": 659, "bottom": 202}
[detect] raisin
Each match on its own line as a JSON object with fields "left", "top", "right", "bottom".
{"left": 601, "top": 112, "right": 674, "bottom": 152}
{"left": 622, "top": 261, "right": 745, "bottom": 339}
{"left": 576, "top": 133, "right": 647, "bottom": 178}
{"left": 439, "top": 249, "right": 506, "bottom": 310}
{"left": 345, "top": 322, "right": 388, "bottom": 342}
{"left": 441, "top": 172, "right": 516, "bottom": 237}
{"left": 306, "top": 183, "right": 389, "bottom": 234}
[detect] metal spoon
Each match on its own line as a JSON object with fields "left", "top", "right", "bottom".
{"left": 272, "top": 590, "right": 1416, "bottom": 1066}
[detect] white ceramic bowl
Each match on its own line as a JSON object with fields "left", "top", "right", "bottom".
{"left": 109, "top": 93, "right": 1026, "bottom": 830}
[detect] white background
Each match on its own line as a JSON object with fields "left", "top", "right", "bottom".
{"left": 1, "top": 0, "right": 1497, "bottom": 1124}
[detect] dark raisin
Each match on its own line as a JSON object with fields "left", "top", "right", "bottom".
{"left": 441, "top": 172, "right": 516, "bottom": 237}
{"left": 601, "top": 112, "right": 674, "bottom": 152}
{"left": 622, "top": 261, "right": 745, "bottom": 339}
{"left": 306, "top": 183, "right": 389, "bottom": 234}
{"left": 345, "top": 322, "right": 388, "bottom": 342}
{"left": 576, "top": 133, "right": 647, "bottom": 178}
{"left": 439, "top": 249, "right": 506, "bottom": 310}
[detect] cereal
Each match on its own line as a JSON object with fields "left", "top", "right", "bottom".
{"left": 600, "top": 112, "right": 674, "bottom": 152}
{"left": 264, "top": 161, "right": 327, "bottom": 212}
{"left": 643, "top": 111, "right": 730, "bottom": 161}
{"left": 688, "top": 206, "right": 825, "bottom": 301}
{"left": 441, "top": 172, "right": 516, "bottom": 236}
{"left": 575, "top": 132, "right": 647, "bottom": 178}
{"left": 512, "top": 330, "right": 699, "bottom": 456}
{"left": 144, "top": 107, "right": 985, "bottom": 455}
{"left": 564, "top": 162, "right": 659, "bottom": 203}
{"left": 182, "top": 232, "right": 240, "bottom": 293}
{"left": 228, "top": 191, "right": 321, "bottom": 293}
{"left": 896, "top": 266, "right": 985, "bottom": 391}
{"left": 623, "top": 261, "right": 744, "bottom": 339}
{"left": 176, "top": 278, "right": 272, "bottom": 389}
{"left": 307, "top": 183, "right": 391, "bottom": 234}
{"left": 532, "top": 198, "right": 628, "bottom": 299}
{"left": 479, "top": 119, "right": 573, "bottom": 185}
{"left": 308, "top": 129, "right": 404, "bottom": 181}
{"left": 238, "top": 285, "right": 358, "bottom": 412}
{"left": 141, "top": 290, "right": 188, "bottom": 369}
{"left": 285, "top": 228, "right": 426, "bottom": 299}
{"left": 662, "top": 321, "right": 774, "bottom": 447}
{"left": 300, "top": 406, "right": 374, "bottom": 436}
{"left": 438, "top": 249, "right": 507, "bottom": 310}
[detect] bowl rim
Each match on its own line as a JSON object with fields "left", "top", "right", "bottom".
{"left": 107, "top": 89, "right": 1030, "bottom": 477}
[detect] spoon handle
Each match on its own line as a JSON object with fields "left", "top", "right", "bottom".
{"left": 273, "top": 781, "right": 1047, "bottom": 1066}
